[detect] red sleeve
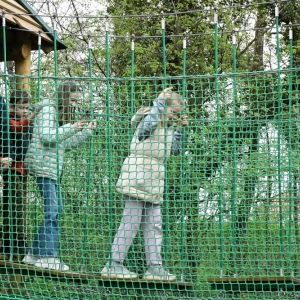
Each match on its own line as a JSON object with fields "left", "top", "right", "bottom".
{"left": 10, "top": 119, "right": 29, "bottom": 132}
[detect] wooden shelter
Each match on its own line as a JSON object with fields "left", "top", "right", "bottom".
{"left": 0, "top": 0, "right": 67, "bottom": 90}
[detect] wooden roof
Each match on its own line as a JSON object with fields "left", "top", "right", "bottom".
{"left": 0, "top": 0, "right": 67, "bottom": 54}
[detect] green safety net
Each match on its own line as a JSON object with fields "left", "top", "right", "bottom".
{"left": 1, "top": 1, "right": 300, "bottom": 300}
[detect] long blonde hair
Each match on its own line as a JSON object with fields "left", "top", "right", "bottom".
{"left": 56, "top": 81, "right": 81, "bottom": 125}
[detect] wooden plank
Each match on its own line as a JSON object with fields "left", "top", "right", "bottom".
{"left": 1, "top": 0, "right": 42, "bottom": 27}
{"left": 13, "top": 16, "right": 53, "bottom": 43}
{"left": 0, "top": 0, "right": 66, "bottom": 52}
{"left": 0, "top": 1, "right": 53, "bottom": 44}
{"left": 0, "top": 11, "right": 52, "bottom": 44}
{"left": 207, "top": 276, "right": 300, "bottom": 292}
{"left": 98, "top": 278, "right": 194, "bottom": 291}
{"left": 208, "top": 276, "right": 295, "bottom": 283}
{"left": 0, "top": 260, "right": 93, "bottom": 283}
{"left": 0, "top": 259, "right": 194, "bottom": 291}
{"left": 3, "top": 0, "right": 28, "bottom": 13}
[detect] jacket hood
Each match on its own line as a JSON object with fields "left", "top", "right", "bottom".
{"left": 33, "top": 98, "right": 56, "bottom": 113}
{"left": 131, "top": 107, "right": 151, "bottom": 129}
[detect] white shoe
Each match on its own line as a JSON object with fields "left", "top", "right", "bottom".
{"left": 22, "top": 253, "right": 39, "bottom": 265}
{"left": 142, "top": 265, "right": 177, "bottom": 281}
{"left": 101, "top": 262, "right": 138, "bottom": 279}
{"left": 34, "top": 257, "right": 70, "bottom": 271}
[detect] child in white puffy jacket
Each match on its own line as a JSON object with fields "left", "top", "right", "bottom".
{"left": 101, "top": 87, "right": 188, "bottom": 281}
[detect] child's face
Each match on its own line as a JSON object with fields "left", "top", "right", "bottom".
{"left": 11, "top": 100, "right": 29, "bottom": 119}
{"left": 69, "top": 92, "right": 81, "bottom": 108}
{"left": 166, "top": 101, "right": 181, "bottom": 126}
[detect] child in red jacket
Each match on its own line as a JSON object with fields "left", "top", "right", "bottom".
{"left": 1, "top": 90, "right": 36, "bottom": 258}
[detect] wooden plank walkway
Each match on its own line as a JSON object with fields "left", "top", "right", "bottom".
{"left": 0, "top": 259, "right": 194, "bottom": 291}
{"left": 207, "top": 276, "right": 300, "bottom": 292}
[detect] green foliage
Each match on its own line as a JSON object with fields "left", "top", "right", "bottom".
{"left": 3, "top": 0, "right": 300, "bottom": 299}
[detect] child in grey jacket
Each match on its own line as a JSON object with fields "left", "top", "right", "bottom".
{"left": 23, "top": 82, "right": 96, "bottom": 271}
{"left": 101, "top": 87, "right": 188, "bottom": 281}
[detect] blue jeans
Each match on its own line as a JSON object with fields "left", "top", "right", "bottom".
{"left": 31, "top": 177, "right": 63, "bottom": 257}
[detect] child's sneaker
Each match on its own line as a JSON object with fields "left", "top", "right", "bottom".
{"left": 34, "top": 257, "right": 70, "bottom": 271}
{"left": 101, "top": 261, "right": 138, "bottom": 279}
{"left": 22, "top": 253, "right": 39, "bottom": 265}
{"left": 142, "top": 265, "right": 176, "bottom": 281}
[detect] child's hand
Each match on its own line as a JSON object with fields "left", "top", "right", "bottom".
{"left": 137, "top": 107, "right": 151, "bottom": 115}
{"left": 29, "top": 104, "right": 43, "bottom": 118}
{"left": 157, "top": 87, "right": 173, "bottom": 105}
{"left": 28, "top": 112, "right": 36, "bottom": 121}
{"left": 87, "top": 120, "right": 97, "bottom": 129}
{"left": 1, "top": 157, "right": 13, "bottom": 170}
{"left": 136, "top": 108, "right": 145, "bottom": 115}
{"left": 72, "top": 121, "right": 86, "bottom": 132}
{"left": 178, "top": 115, "right": 188, "bottom": 128}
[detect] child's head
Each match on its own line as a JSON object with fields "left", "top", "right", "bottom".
{"left": 164, "top": 91, "right": 185, "bottom": 127}
{"left": 10, "top": 90, "right": 31, "bottom": 120}
{"left": 57, "top": 81, "right": 82, "bottom": 124}
{"left": 57, "top": 81, "right": 82, "bottom": 108}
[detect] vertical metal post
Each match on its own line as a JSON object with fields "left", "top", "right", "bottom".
{"left": 161, "top": 13, "right": 167, "bottom": 84}
{"left": 130, "top": 34, "right": 135, "bottom": 140}
{"left": 37, "top": 33, "right": 42, "bottom": 98}
{"left": 51, "top": 14, "right": 63, "bottom": 263}
{"left": 105, "top": 17, "right": 113, "bottom": 267}
{"left": 161, "top": 11, "right": 170, "bottom": 267}
{"left": 231, "top": 30, "right": 238, "bottom": 277}
{"left": 34, "top": 32, "right": 42, "bottom": 237}
{"left": 274, "top": 2, "right": 284, "bottom": 277}
{"left": 287, "top": 23, "right": 294, "bottom": 276}
{"left": 2, "top": 11, "right": 14, "bottom": 262}
{"left": 214, "top": 8, "right": 224, "bottom": 278}
{"left": 179, "top": 32, "right": 188, "bottom": 282}
{"left": 80, "top": 35, "right": 94, "bottom": 273}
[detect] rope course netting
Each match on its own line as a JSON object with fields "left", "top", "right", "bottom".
{"left": 0, "top": 0, "right": 300, "bottom": 299}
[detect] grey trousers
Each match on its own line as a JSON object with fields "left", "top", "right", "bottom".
{"left": 111, "top": 196, "right": 162, "bottom": 266}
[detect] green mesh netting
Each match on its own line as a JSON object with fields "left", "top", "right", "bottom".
{"left": 1, "top": 1, "right": 300, "bottom": 299}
